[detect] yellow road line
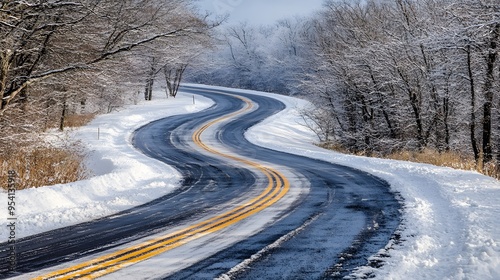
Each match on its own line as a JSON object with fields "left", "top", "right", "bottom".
{"left": 34, "top": 91, "right": 289, "bottom": 280}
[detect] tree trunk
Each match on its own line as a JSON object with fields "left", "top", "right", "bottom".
{"left": 409, "top": 91, "right": 425, "bottom": 149}
{"left": 164, "top": 64, "right": 188, "bottom": 98}
{"left": 443, "top": 95, "right": 450, "bottom": 151}
{"left": 144, "top": 58, "right": 157, "bottom": 101}
{"left": 0, "top": 50, "right": 13, "bottom": 111}
{"left": 59, "top": 97, "right": 67, "bottom": 132}
{"left": 482, "top": 23, "right": 499, "bottom": 163}
{"left": 466, "top": 45, "right": 480, "bottom": 163}
{"left": 164, "top": 67, "right": 173, "bottom": 97}
{"left": 144, "top": 79, "right": 153, "bottom": 101}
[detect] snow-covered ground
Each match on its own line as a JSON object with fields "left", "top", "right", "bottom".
{"left": 2, "top": 84, "right": 499, "bottom": 279}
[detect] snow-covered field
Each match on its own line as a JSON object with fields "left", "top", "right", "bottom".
{"left": 2, "top": 84, "right": 499, "bottom": 279}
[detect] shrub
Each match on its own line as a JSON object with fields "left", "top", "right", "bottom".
{"left": 1, "top": 145, "right": 88, "bottom": 190}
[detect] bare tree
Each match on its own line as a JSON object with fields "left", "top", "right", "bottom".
{"left": 0, "top": 0, "right": 211, "bottom": 114}
{"left": 164, "top": 63, "right": 188, "bottom": 98}
{"left": 448, "top": 1, "right": 500, "bottom": 165}
{"left": 0, "top": 0, "right": 215, "bottom": 155}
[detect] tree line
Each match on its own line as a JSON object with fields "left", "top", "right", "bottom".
{"left": 188, "top": 0, "right": 500, "bottom": 172}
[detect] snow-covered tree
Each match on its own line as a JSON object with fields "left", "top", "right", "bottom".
{"left": 0, "top": 0, "right": 214, "bottom": 153}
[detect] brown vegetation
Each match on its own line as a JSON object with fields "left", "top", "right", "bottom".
{"left": 386, "top": 149, "right": 478, "bottom": 172}
{"left": 319, "top": 143, "right": 499, "bottom": 179}
{"left": 1, "top": 145, "right": 88, "bottom": 190}
{"left": 64, "top": 114, "right": 97, "bottom": 128}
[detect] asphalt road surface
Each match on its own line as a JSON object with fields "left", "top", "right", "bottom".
{"left": 0, "top": 85, "right": 401, "bottom": 279}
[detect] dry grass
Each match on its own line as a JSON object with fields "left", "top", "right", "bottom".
{"left": 1, "top": 146, "right": 88, "bottom": 190}
{"left": 64, "top": 113, "right": 96, "bottom": 128}
{"left": 481, "top": 161, "right": 499, "bottom": 179}
{"left": 319, "top": 144, "right": 500, "bottom": 179}
{"left": 388, "top": 149, "right": 500, "bottom": 179}
{"left": 317, "top": 142, "right": 352, "bottom": 154}
{"left": 0, "top": 104, "right": 95, "bottom": 190}
{"left": 386, "top": 149, "right": 479, "bottom": 171}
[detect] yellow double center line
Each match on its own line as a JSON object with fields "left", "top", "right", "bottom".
{"left": 34, "top": 91, "right": 290, "bottom": 279}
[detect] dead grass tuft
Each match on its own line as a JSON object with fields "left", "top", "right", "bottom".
{"left": 481, "top": 161, "right": 499, "bottom": 179}
{"left": 317, "top": 142, "right": 351, "bottom": 154}
{"left": 1, "top": 146, "right": 89, "bottom": 190}
{"left": 386, "top": 148, "right": 479, "bottom": 171}
{"left": 319, "top": 144, "right": 500, "bottom": 179}
{"left": 64, "top": 113, "right": 96, "bottom": 128}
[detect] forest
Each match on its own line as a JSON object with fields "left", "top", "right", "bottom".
{"left": 188, "top": 0, "right": 500, "bottom": 177}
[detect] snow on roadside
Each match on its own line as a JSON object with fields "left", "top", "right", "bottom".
{"left": 0, "top": 92, "right": 213, "bottom": 240}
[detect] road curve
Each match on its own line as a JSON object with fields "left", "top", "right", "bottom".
{"left": 0, "top": 87, "right": 267, "bottom": 278}
{"left": 32, "top": 90, "right": 293, "bottom": 279}
{"left": 0, "top": 85, "right": 401, "bottom": 279}
{"left": 169, "top": 86, "right": 401, "bottom": 279}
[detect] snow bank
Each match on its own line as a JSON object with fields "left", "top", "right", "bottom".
{"left": 0, "top": 92, "right": 213, "bottom": 240}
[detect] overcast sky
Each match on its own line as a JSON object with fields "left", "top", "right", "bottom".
{"left": 196, "top": 0, "right": 325, "bottom": 26}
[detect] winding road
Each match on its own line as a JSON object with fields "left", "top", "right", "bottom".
{"left": 0, "top": 85, "right": 401, "bottom": 279}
